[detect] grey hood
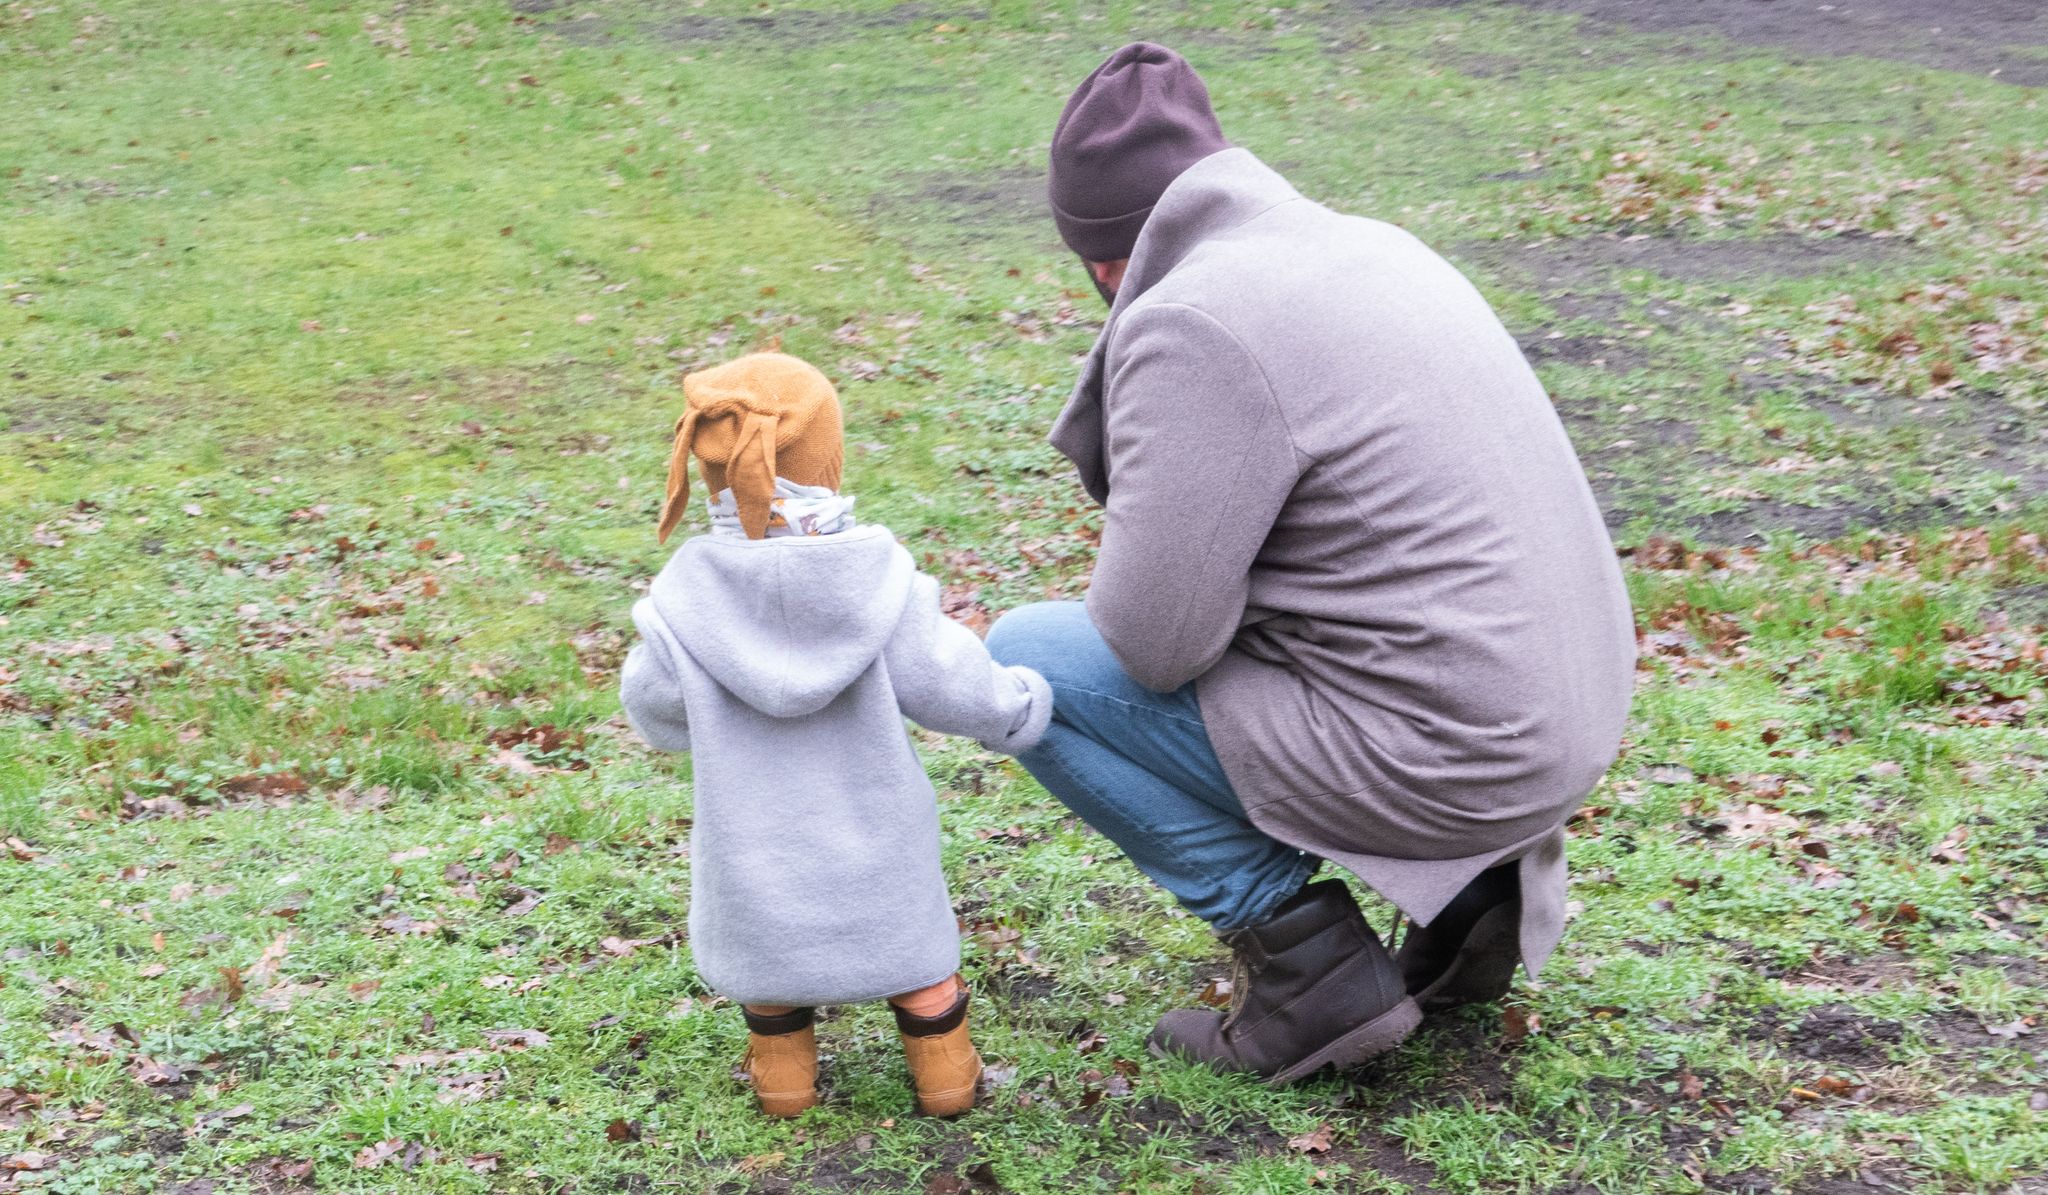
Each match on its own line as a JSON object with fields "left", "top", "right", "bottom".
{"left": 632, "top": 525, "right": 915, "bottom": 719}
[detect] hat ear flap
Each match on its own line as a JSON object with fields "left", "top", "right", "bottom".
{"left": 729, "top": 411, "right": 779, "bottom": 540}
{"left": 655, "top": 408, "right": 698, "bottom": 544}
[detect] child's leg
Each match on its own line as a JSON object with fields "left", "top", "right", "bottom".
{"left": 887, "top": 978, "right": 962, "bottom": 1019}
{"left": 893, "top": 975, "right": 981, "bottom": 1118}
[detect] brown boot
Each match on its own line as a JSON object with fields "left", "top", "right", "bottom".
{"left": 1148, "top": 880, "right": 1420, "bottom": 1084}
{"left": 895, "top": 984, "right": 982, "bottom": 1118}
{"left": 740, "top": 1006, "right": 819, "bottom": 1118}
{"left": 1394, "top": 863, "right": 1521, "bottom": 1012}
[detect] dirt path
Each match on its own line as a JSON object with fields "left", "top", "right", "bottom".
{"left": 1409, "top": 0, "right": 2048, "bottom": 85}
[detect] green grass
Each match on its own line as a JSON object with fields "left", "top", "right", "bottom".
{"left": 4, "top": 1, "right": 2047, "bottom": 1191}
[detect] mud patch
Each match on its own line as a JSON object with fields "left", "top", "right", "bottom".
{"left": 1789, "top": 1172, "right": 1917, "bottom": 1195}
{"left": 1462, "top": 231, "right": 1925, "bottom": 295}
{"left": 1, "top": 394, "right": 116, "bottom": 437}
{"left": 560, "top": 3, "right": 986, "bottom": 49}
{"left": 1784, "top": 1005, "right": 1907, "bottom": 1069}
{"left": 719, "top": 1127, "right": 983, "bottom": 1194}
{"left": 1455, "top": 231, "right": 2041, "bottom": 542}
{"left": 1319, "top": 1132, "right": 1456, "bottom": 1193}
{"left": 1923, "top": 1011, "right": 2035, "bottom": 1052}
{"left": 1446, "top": 0, "right": 2048, "bottom": 87}
{"left": 1379, "top": 1013, "right": 1520, "bottom": 1111}
{"left": 1789, "top": 949, "right": 1924, "bottom": 994}
{"left": 870, "top": 170, "right": 1049, "bottom": 238}
{"left": 1127, "top": 1096, "right": 1456, "bottom": 1193}
{"left": 1989, "top": 582, "right": 2048, "bottom": 628}
{"left": 1744, "top": 1003, "right": 1905, "bottom": 1070}
{"left": 1687, "top": 497, "right": 1978, "bottom": 545}
{"left": 1520, "top": 331, "right": 1650, "bottom": 371}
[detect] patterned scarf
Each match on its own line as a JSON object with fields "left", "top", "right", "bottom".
{"left": 708, "top": 477, "right": 857, "bottom": 540}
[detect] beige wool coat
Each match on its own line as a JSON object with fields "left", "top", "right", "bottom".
{"left": 1050, "top": 148, "right": 1637, "bottom": 972}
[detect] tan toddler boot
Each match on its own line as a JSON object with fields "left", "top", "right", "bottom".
{"left": 894, "top": 983, "right": 982, "bottom": 1118}
{"left": 740, "top": 1006, "right": 819, "bottom": 1117}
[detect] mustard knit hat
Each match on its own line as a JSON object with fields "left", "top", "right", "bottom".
{"left": 656, "top": 353, "right": 845, "bottom": 543}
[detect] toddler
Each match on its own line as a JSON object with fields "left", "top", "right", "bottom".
{"left": 619, "top": 353, "right": 1052, "bottom": 1118}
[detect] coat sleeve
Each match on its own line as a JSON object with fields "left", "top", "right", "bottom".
{"left": 1086, "top": 301, "right": 1304, "bottom": 693}
{"left": 619, "top": 601, "right": 692, "bottom": 752}
{"left": 885, "top": 573, "right": 1054, "bottom": 756}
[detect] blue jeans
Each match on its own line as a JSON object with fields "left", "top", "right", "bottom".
{"left": 985, "top": 602, "right": 1317, "bottom": 931}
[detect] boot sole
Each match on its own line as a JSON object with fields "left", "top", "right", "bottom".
{"left": 1265, "top": 996, "right": 1423, "bottom": 1086}
{"left": 757, "top": 1091, "right": 819, "bottom": 1118}
{"left": 1412, "top": 901, "right": 1521, "bottom": 1013}
{"left": 914, "top": 1083, "right": 979, "bottom": 1119}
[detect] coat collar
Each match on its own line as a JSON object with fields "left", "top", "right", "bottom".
{"left": 1049, "top": 149, "right": 1305, "bottom": 503}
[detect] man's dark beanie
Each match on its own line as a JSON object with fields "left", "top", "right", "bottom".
{"left": 1048, "top": 43, "right": 1230, "bottom": 262}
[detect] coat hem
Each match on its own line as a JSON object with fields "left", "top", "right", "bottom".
{"left": 713, "top": 963, "right": 964, "bottom": 1010}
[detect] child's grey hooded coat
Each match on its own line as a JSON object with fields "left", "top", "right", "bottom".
{"left": 620, "top": 524, "right": 1052, "bottom": 1007}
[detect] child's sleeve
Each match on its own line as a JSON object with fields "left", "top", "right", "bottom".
{"left": 885, "top": 573, "right": 1053, "bottom": 756}
{"left": 619, "top": 600, "right": 692, "bottom": 752}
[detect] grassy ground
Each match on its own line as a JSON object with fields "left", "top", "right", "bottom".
{"left": 4, "top": 1, "right": 2047, "bottom": 1191}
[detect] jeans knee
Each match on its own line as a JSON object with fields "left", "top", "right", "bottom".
{"left": 986, "top": 601, "right": 1097, "bottom": 685}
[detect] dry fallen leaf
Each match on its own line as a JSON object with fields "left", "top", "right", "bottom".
{"left": 247, "top": 933, "right": 292, "bottom": 984}
{"left": 1677, "top": 1067, "right": 1706, "bottom": 1101}
{"left": 1930, "top": 825, "right": 1969, "bottom": 863}
{"left": 491, "top": 747, "right": 542, "bottom": 775}
{"left": 132, "top": 1055, "right": 185, "bottom": 1086}
{"left": 738, "top": 1152, "right": 787, "bottom": 1176}
{"left": 217, "top": 771, "right": 310, "bottom": 800}
{"left": 1287, "top": 1123, "right": 1335, "bottom": 1154}
{"left": 482, "top": 1028, "right": 549, "bottom": 1051}
{"left": 353, "top": 1138, "right": 405, "bottom": 1169}
{"left": 192, "top": 1102, "right": 255, "bottom": 1131}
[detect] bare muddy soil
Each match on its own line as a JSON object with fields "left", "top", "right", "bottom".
{"left": 1402, "top": 0, "right": 2048, "bottom": 86}
{"left": 555, "top": 2, "right": 987, "bottom": 47}
{"left": 1459, "top": 232, "right": 1926, "bottom": 293}
{"left": 585, "top": 0, "right": 2048, "bottom": 84}
{"left": 868, "top": 170, "right": 1049, "bottom": 238}
{"left": 1456, "top": 231, "right": 2048, "bottom": 540}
